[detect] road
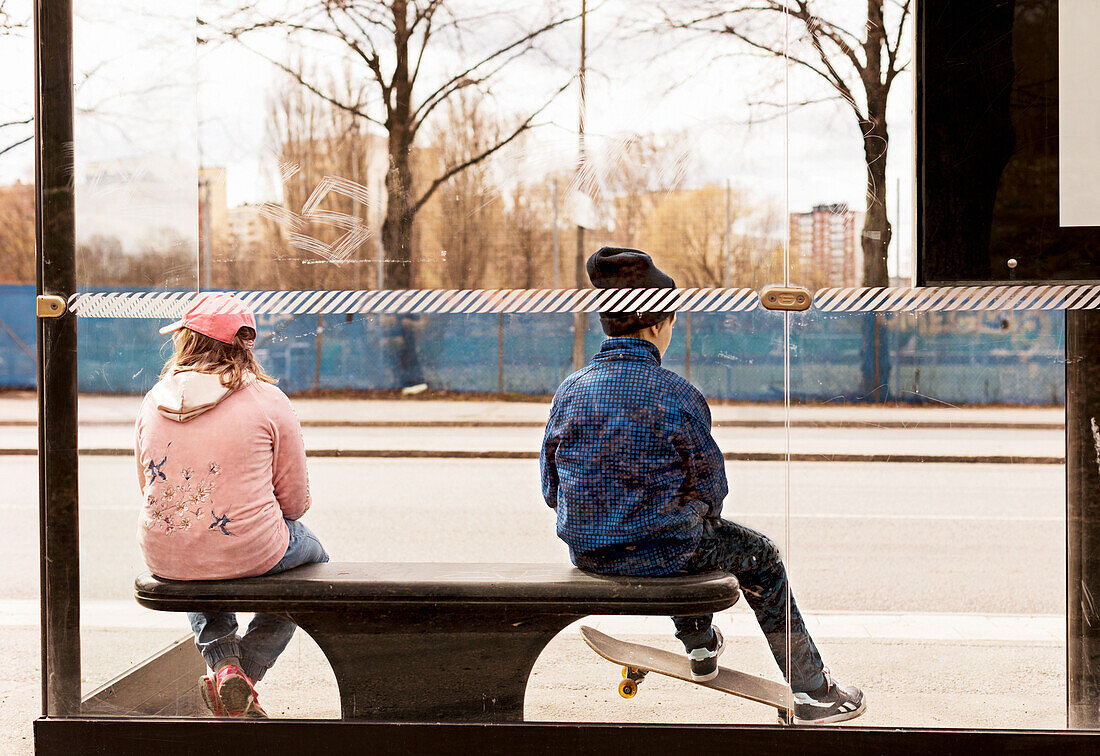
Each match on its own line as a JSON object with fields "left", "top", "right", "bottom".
{"left": 0, "top": 399, "right": 1073, "bottom": 751}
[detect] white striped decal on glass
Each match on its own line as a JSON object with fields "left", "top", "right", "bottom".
{"left": 67, "top": 284, "right": 1100, "bottom": 319}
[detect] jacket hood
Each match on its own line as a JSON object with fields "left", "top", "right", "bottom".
{"left": 150, "top": 370, "right": 235, "bottom": 423}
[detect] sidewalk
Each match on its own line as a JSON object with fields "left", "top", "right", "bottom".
{"left": 0, "top": 393, "right": 1066, "bottom": 427}
{"left": 0, "top": 394, "right": 1064, "bottom": 461}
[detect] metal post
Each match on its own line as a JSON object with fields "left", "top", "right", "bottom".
{"left": 376, "top": 180, "right": 385, "bottom": 290}
{"left": 571, "top": 0, "right": 588, "bottom": 372}
{"left": 199, "top": 173, "right": 212, "bottom": 290}
{"left": 1067, "top": 308, "right": 1100, "bottom": 728}
{"left": 723, "top": 180, "right": 731, "bottom": 289}
{"left": 35, "top": 0, "right": 81, "bottom": 717}
{"left": 552, "top": 178, "right": 560, "bottom": 290}
{"left": 314, "top": 313, "right": 323, "bottom": 392}
{"left": 895, "top": 176, "right": 901, "bottom": 285}
{"left": 498, "top": 313, "right": 504, "bottom": 394}
{"left": 684, "top": 311, "right": 691, "bottom": 383}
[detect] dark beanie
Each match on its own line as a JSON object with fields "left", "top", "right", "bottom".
{"left": 586, "top": 246, "right": 677, "bottom": 336}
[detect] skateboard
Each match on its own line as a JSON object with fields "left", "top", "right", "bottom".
{"left": 580, "top": 625, "right": 794, "bottom": 724}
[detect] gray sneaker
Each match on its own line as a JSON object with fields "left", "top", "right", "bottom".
{"left": 792, "top": 669, "right": 866, "bottom": 724}
{"left": 687, "top": 627, "right": 724, "bottom": 681}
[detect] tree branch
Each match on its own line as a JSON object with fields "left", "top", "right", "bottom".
{"left": 743, "top": 94, "right": 846, "bottom": 123}
{"left": 412, "top": 9, "right": 579, "bottom": 123}
{"left": 322, "top": 7, "right": 391, "bottom": 110}
{"left": 410, "top": 1, "right": 446, "bottom": 92}
{"left": 0, "top": 135, "right": 32, "bottom": 157}
{"left": 410, "top": 45, "right": 530, "bottom": 138}
{"left": 237, "top": 37, "right": 387, "bottom": 127}
{"left": 884, "top": 0, "right": 912, "bottom": 89}
{"left": 0, "top": 116, "right": 32, "bottom": 130}
{"left": 412, "top": 81, "right": 569, "bottom": 214}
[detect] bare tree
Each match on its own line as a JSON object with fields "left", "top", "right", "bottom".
{"left": 603, "top": 133, "right": 690, "bottom": 248}
{"left": 0, "top": 181, "right": 34, "bottom": 282}
{"left": 207, "top": 0, "right": 577, "bottom": 290}
{"left": 663, "top": 0, "right": 912, "bottom": 287}
{"left": 642, "top": 184, "right": 784, "bottom": 289}
{"left": 262, "top": 65, "right": 379, "bottom": 290}
{"left": 77, "top": 229, "right": 194, "bottom": 288}
{"left": 0, "top": 1, "right": 31, "bottom": 158}
{"left": 502, "top": 178, "right": 557, "bottom": 289}
{"left": 422, "top": 90, "right": 504, "bottom": 290}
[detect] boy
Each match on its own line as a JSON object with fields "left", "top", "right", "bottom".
{"left": 539, "top": 247, "right": 866, "bottom": 725}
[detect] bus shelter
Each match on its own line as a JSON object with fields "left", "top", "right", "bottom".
{"left": 26, "top": 0, "right": 1100, "bottom": 751}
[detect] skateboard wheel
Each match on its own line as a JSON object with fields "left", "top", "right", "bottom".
{"left": 621, "top": 666, "right": 645, "bottom": 681}
{"left": 618, "top": 679, "right": 637, "bottom": 699}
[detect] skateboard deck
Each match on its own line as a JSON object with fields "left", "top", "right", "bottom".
{"left": 580, "top": 625, "right": 793, "bottom": 717}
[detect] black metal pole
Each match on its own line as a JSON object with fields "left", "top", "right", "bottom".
{"left": 1067, "top": 309, "right": 1100, "bottom": 728}
{"left": 570, "top": 0, "right": 587, "bottom": 373}
{"left": 314, "top": 313, "right": 323, "bottom": 392}
{"left": 34, "top": 0, "right": 80, "bottom": 717}
{"left": 497, "top": 313, "right": 504, "bottom": 394}
{"left": 684, "top": 311, "right": 691, "bottom": 383}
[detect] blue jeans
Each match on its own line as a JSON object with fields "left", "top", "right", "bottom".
{"left": 671, "top": 518, "right": 826, "bottom": 693}
{"left": 187, "top": 519, "right": 329, "bottom": 682}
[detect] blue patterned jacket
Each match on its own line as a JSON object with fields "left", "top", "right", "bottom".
{"left": 540, "top": 337, "right": 727, "bottom": 575}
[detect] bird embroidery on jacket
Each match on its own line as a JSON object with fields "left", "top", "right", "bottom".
{"left": 146, "top": 443, "right": 171, "bottom": 482}
{"left": 208, "top": 510, "right": 235, "bottom": 536}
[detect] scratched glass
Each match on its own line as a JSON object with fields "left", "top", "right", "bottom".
{"left": 48, "top": 0, "right": 1085, "bottom": 733}
{"left": 55, "top": 0, "right": 800, "bottom": 723}
{"left": 783, "top": 0, "right": 1077, "bottom": 731}
{"left": 68, "top": 1, "right": 204, "bottom": 718}
{"left": 784, "top": 304, "right": 1068, "bottom": 729}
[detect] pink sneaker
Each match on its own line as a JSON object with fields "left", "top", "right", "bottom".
{"left": 244, "top": 691, "right": 268, "bottom": 718}
{"left": 199, "top": 674, "right": 225, "bottom": 716}
{"left": 214, "top": 664, "right": 267, "bottom": 717}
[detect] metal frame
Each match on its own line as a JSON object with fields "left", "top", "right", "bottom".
{"left": 31, "top": 0, "right": 1100, "bottom": 747}
{"left": 35, "top": 0, "right": 80, "bottom": 718}
{"left": 32, "top": 720, "right": 1100, "bottom": 755}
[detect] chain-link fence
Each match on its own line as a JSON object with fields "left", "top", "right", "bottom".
{"left": 0, "top": 285, "right": 1066, "bottom": 405}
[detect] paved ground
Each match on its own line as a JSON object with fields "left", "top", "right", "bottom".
{"left": 0, "top": 396, "right": 1075, "bottom": 752}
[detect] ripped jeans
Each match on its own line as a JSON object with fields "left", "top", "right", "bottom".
{"left": 672, "top": 518, "right": 826, "bottom": 693}
{"left": 186, "top": 518, "right": 329, "bottom": 682}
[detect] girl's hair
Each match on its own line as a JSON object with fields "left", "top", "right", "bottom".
{"left": 160, "top": 326, "right": 276, "bottom": 390}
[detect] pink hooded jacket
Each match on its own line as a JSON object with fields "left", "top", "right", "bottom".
{"left": 135, "top": 370, "right": 311, "bottom": 580}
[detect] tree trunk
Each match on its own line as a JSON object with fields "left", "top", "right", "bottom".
{"left": 860, "top": 107, "right": 892, "bottom": 288}
{"left": 380, "top": 1, "right": 423, "bottom": 387}
{"left": 381, "top": 158, "right": 415, "bottom": 289}
{"left": 383, "top": 0, "right": 415, "bottom": 290}
{"left": 859, "top": 95, "right": 892, "bottom": 401}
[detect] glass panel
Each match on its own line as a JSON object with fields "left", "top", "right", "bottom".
{"left": 786, "top": 301, "right": 1067, "bottom": 728}
{"left": 778, "top": 0, "right": 1093, "bottom": 732}
{"left": 56, "top": 0, "right": 803, "bottom": 724}
{"left": 73, "top": 0, "right": 201, "bottom": 716}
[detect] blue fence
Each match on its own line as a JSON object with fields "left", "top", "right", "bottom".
{"left": 0, "top": 285, "right": 1066, "bottom": 405}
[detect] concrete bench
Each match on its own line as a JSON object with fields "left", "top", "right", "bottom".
{"left": 135, "top": 562, "right": 740, "bottom": 721}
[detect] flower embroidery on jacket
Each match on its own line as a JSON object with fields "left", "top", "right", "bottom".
{"left": 141, "top": 450, "right": 228, "bottom": 536}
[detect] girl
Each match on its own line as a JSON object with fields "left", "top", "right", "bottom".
{"left": 135, "top": 292, "right": 328, "bottom": 717}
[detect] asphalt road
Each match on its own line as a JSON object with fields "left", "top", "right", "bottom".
{"left": 0, "top": 420, "right": 1072, "bottom": 750}
{"left": 0, "top": 423, "right": 1067, "bottom": 459}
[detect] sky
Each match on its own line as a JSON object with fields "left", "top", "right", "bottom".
{"left": 0, "top": 0, "right": 916, "bottom": 277}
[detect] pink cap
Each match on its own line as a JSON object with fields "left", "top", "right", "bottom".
{"left": 159, "top": 293, "right": 257, "bottom": 347}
